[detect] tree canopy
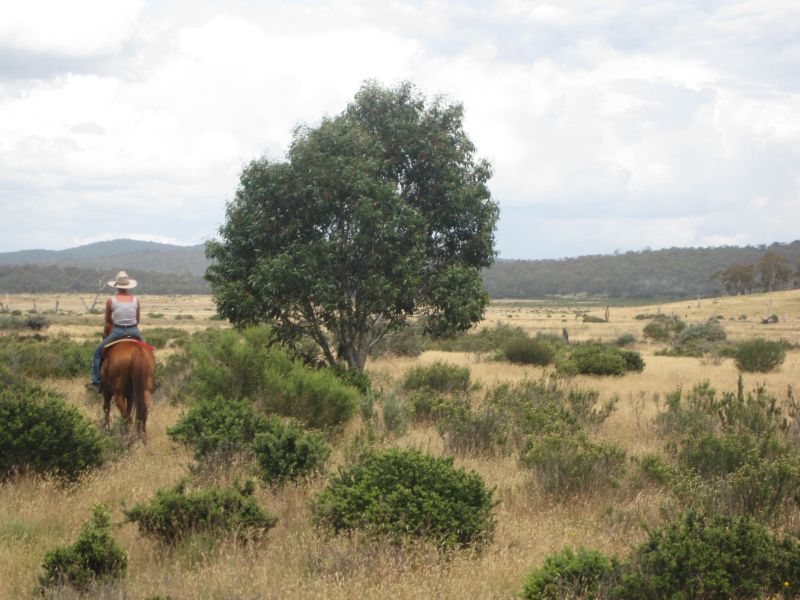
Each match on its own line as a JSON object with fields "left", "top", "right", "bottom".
{"left": 206, "top": 81, "right": 498, "bottom": 371}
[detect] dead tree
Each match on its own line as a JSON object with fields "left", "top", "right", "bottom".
{"left": 81, "top": 278, "right": 106, "bottom": 314}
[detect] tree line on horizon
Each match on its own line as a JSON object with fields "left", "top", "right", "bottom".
{"left": 1, "top": 241, "right": 798, "bottom": 300}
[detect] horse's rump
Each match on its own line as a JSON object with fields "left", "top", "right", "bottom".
{"left": 102, "top": 342, "right": 155, "bottom": 432}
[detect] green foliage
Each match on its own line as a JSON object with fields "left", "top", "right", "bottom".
{"left": 734, "top": 338, "right": 787, "bottom": 372}
{"left": 563, "top": 345, "right": 644, "bottom": 376}
{"left": 672, "top": 319, "right": 727, "bottom": 355}
{"left": 252, "top": 418, "right": 331, "bottom": 483}
{"left": 143, "top": 327, "right": 189, "bottom": 349}
{"left": 168, "top": 396, "right": 331, "bottom": 483}
{"left": 401, "top": 361, "right": 471, "bottom": 394}
{"left": 521, "top": 546, "right": 619, "bottom": 600}
{"left": 522, "top": 433, "right": 626, "bottom": 496}
{"left": 39, "top": 506, "right": 127, "bottom": 592}
{"left": 24, "top": 314, "right": 50, "bottom": 331}
{"left": 503, "top": 337, "right": 556, "bottom": 365}
{"left": 0, "top": 334, "right": 93, "bottom": 379}
{"left": 436, "top": 399, "right": 507, "bottom": 455}
{"left": 171, "top": 327, "right": 359, "bottom": 428}
{"left": 581, "top": 314, "right": 607, "bottom": 323}
{"left": 125, "top": 480, "right": 276, "bottom": 544}
{"left": 428, "top": 322, "right": 532, "bottom": 353}
{"left": 406, "top": 389, "right": 450, "bottom": 422}
{"left": 641, "top": 321, "right": 669, "bottom": 342}
{"left": 653, "top": 380, "right": 800, "bottom": 518}
{"left": 311, "top": 448, "right": 496, "bottom": 547}
{"left": 0, "top": 380, "right": 106, "bottom": 480}
{"left": 207, "top": 81, "right": 498, "bottom": 372}
{"left": 614, "top": 333, "right": 637, "bottom": 347}
{"left": 617, "top": 512, "right": 800, "bottom": 599}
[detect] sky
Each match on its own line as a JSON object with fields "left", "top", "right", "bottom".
{"left": 0, "top": 0, "right": 799, "bottom": 259}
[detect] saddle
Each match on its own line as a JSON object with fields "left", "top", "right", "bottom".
{"left": 103, "top": 337, "right": 155, "bottom": 355}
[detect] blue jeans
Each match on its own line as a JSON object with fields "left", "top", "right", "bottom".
{"left": 91, "top": 325, "right": 142, "bottom": 385}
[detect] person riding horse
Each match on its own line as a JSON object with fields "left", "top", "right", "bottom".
{"left": 86, "top": 271, "right": 144, "bottom": 393}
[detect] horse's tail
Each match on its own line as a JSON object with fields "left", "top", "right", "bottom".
{"left": 128, "top": 346, "right": 150, "bottom": 426}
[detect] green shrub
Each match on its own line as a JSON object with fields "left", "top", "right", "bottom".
{"left": 521, "top": 546, "right": 619, "bottom": 600}
{"left": 619, "top": 350, "right": 645, "bottom": 372}
{"left": 673, "top": 319, "right": 727, "bottom": 355}
{"left": 0, "top": 381, "right": 106, "bottom": 480}
{"left": 0, "top": 316, "right": 25, "bottom": 330}
{"left": 734, "top": 339, "right": 787, "bottom": 372}
{"left": 427, "top": 322, "right": 530, "bottom": 353}
{"left": 125, "top": 480, "right": 276, "bottom": 544}
{"left": 143, "top": 327, "right": 189, "bottom": 349}
{"left": 504, "top": 337, "right": 556, "bottom": 365}
{"left": 641, "top": 321, "right": 669, "bottom": 342}
{"left": 174, "top": 314, "right": 194, "bottom": 320}
{"left": 407, "top": 389, "right": 450, "bottom": 422}
{"left": 617, "top": 512, "right": 800, "bottom": 599}
{"left": 0, "top": 334, "right": 93, "bottom": 379}
{"left": 636, "top": 453, "right": 675, "bottom": 486}
{"left": 522, "top": 433, "right": 626, "bottom": 496}
{"left": 582, "top": 314, "right": 607, "bottom": 323}
{"left": 569, "top": 345, "right": 627, "bottom": 376}
{"left": 252, "top": 418, "right": 331, "bottom": 483}
{"left": 378, "top": 391, "right": 410, "bottom": 436}
{"left": 39, "top": 506, "right": 127, "bottom": 592}
{"left": 173, "top": 327, "right": 359, "bottom": 428}
{"left": 25, "top": 314, "right": 50, "bottom": 331}
{"left": 147, "top": 312, "right": 165, "bottom": 319}
{"left": 614, "top": 333, "right": 637, "bottom": 347}
{"left": 401, "top": 361, "right": 470, "bottom": 394}
{"left": 311, "top": 448, "right": 496, "bottom": 547}
{"left": 437, "top": 399, "right": 508, "bottom": 455}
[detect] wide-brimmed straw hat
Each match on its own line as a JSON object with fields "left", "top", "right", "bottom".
{"left": 108, "top": 271, "right": 137, "bottom": 289}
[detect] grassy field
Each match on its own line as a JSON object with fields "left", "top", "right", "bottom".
{"left": 1, "top": 290, "right": 799, "bottom": 599}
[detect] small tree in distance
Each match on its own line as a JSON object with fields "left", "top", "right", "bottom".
{"left": 757, "top": 250, "right": 792, "bottom": 291}
{"left": 206, "top": 81, "right": 499, "bottom": 372}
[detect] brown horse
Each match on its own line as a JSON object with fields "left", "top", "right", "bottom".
{"left": 101, "top": 340, "right": 155, "bottom": 435}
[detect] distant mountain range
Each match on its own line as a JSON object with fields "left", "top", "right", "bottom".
{"left": 1, "top": 238, "right": 798, "bottom": 298}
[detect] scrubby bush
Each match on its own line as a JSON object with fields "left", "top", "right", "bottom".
{"left": 642, "top": 321, "right": 669, "bottom": 342}
{"left": 522, "top": 433, "right": 626, "bottom": 496}
{"left": 171, "top": 327, "right": 359, "bottom": 428}
{"left": 311, "top": 448, "right": 496, "bottom": 547}
{"left": 427, "top": 322, "right": 530, "bottom": 353}
{"left": 143, "top": 327, "right": 189, "bottom": 349}
{"left": 734, "top": 338, "right": 786, "bottom": 372}
{"left": 125, "top": 480, "right": 276, "bottom": 543}
{"left": 0, "top": 334, "right": 93, "bottom": 379}
{"left": 582, "top": 314, "right": 606, "bottom": 323}
{"left": 617, "top": 512, "right": 800, "bottom": 599}
{"left": 437, "top": 399, "right": 508, "bottom": 455}
{"left": 614, "top": 333, "right": 636, "bottom": 347}
{"left": 39, "top": 506, "right": 127, "bottom": 592}
{"left": 673, "top": 319, "right": 727, "bottom": 355}
{"left": 252, "top": 418, "right": 331, "bottom": 483}
{"left": 25, "top": 314, "right": 50, "bottom": 331}
{"left": 504, "top": 337, "right": 555, "bottom": 365}
{"left": 168, "top": 396, "right": 330, "bottom": 483}
{"left": 407, "top": 389, "right": 450, "bottom": 422}
{"left": 557, "top": 345, "right": 643, "bottom": 377}
{"left": 0, "top": 381, "right": 106, "bottom": 479}
{"left": 401, "top": 361, "right": 471, "bottom": 394}
{"left": 521, "top": 546, "right": 619, "bottom": 600}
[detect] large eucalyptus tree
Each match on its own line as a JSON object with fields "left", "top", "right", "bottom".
{"left": 206, "top": 81, "right": 498, "bottom": 371}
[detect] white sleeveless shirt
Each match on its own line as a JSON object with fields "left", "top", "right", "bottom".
{"left": 111, "top": 295, "right": 138, "bottom": 327}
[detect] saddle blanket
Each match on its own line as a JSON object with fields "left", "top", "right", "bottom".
{"left": 103, "top": 338, "right": 155, "bottom": 355}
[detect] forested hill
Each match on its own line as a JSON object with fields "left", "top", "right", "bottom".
{"left": 484, "top": 241, "right": 800, "bottom": 299}
{"left": 1, "top": 239, "right": 799, "bottom": 298}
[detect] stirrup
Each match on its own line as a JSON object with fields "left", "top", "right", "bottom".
{"left": 85, "top": 382, "right": 102, "bottom": 393}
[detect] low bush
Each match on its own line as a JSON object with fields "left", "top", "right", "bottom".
{"left": 172, "top": 327, "right": 360, "bottom": 428}
{"left": 311, "top": 448, "right": 496, "bottom": 547}
{"left": 614, "top": 333, "right": 637, "bottom": 347}
{"left": 0, "top": 380, "right": 106, "bottom": 480}
{"left": 641, "top": 321, "right": 669, "bottom": 342}
{"left": 437, "top": 399, "right": 508, "bottom": 455}
{"left": 522, "top": 432, "right": 627, "bottom": 496}
{"left": 734, "top": 338, "right": 786, "bottom": 372}
{"left": 143, "top": 327, "right": 190, "bottom": 349}
{"left": 125, "top": 480, "right": 276, "bottom": 544}
{"left": 39, "top": 506, "right": 127, "bottom": 592}
{"left": 619, "top": 350, "right": 645, "bottom": 372}
{"left": 427, "top": 322, "right": 530, "bottom": 353}
{"left": 401, "top": 361, "right": 471, "bottom": 394}
{"left": 25, "top": 314, "right": 50, "bottom": 331}
{"left": 673, "top": 319, "right": 727, "bottom": 355}
{"left": 252, "top": 418, "right": 331, "bottom": 483}
{"left": 168, "top": 396, "right": 330, "bottom": 483}
{"left": 617, "top": 512, "right": 800, "bottom": 599}
{"left": 521, "top": 546, "right": 619, "bottom": 600}
{"left": 406, "top": 389, "right": 450, "bottom": 422}
{"left": 567, "top": 345, "right": 627, "bottom": 376}
{"left": 581, "top": 314, "right": 606, "bottom": 323}
{"left": 0, "top": 334, "right": 93, "bottom": 379}
{"left": 504, "top": 337, "right": 556, "bottom": 365}
{"left": 0, "top": 316, "right": 25, "bottom": 330}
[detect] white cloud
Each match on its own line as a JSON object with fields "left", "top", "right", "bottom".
{"left": 0, "top": 0, "right": 799, "bottom": 258}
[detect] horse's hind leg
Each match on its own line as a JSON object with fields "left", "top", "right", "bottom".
{"left": 115, "top": 394, "right": 130, "bottom": 428}
{"left": 102, "top": 391, "right": 113, "bottom": 429}
{"left": 135, "top": 390, "right": 152, "bottom": 439}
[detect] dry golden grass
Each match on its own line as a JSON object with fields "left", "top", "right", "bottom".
{"left": 1, "top": 290, "right": 799, "bottom": 598}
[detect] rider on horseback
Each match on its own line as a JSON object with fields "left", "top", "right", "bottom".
{"left": 86, "top": 271, "right": 144, "bottom": 393}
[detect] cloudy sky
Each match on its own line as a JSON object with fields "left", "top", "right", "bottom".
{"left": 1, "top": 0, "right": 798, "bottom": 259}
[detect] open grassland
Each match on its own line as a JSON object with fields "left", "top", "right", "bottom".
{"left": 1, "top": 290, "right": 799, "bottom": 598}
